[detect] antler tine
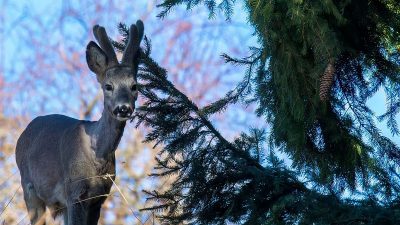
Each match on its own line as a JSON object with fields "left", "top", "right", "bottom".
{"left": 93, "top": 25, "right": 118, "bottom": 66}
{"left": 136, "top": 20, "right": 144, "bottom": 42}
{"left": 121, "top": 24, "right": 138, "bottom": 65}
{"left": 92, "top": 25, "right": 101, "bottom": 43}
{"left": 121, "top": 20, "right": 144, "bottom": 65}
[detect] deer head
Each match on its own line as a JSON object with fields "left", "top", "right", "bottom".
{"left": 86, "top": 20, "right": 144, "bottom": 121}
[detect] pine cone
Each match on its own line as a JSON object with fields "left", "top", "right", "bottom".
{"left": 319, "top": 58, "right": 335, "bottom": 101}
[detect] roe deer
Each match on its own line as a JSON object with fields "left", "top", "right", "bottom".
{"left": 15, "top": 20, "right": 144, "bottom": 225}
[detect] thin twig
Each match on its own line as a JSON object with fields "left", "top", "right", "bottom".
{"left": 15, "top": 213, "right": 28, "bottom": 225}
{"left": 0, "top": 186, "right": 20, "bottom": 219}
{"left": 106, "top": 174, "right": 144, "bottom": 225}
{"left": 0, "top": 171, "right": 17, "bottom": 188}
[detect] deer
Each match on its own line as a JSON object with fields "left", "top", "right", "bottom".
{"left": 15, "top": 20, "right": 144, "bottom": 225}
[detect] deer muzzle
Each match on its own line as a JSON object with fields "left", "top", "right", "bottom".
{"left": 113, "top": 104, "right": 133, "bottom": 119}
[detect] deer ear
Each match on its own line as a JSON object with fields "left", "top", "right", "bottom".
{"left": 86, "top": 41, "right": 108, "bottom": 81}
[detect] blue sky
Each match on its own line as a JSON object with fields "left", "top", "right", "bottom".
{"left": 2, "top": 0, "right": 263, "bottom": 138}
{"left": 2, "top": 0, "right": 399, "bottom": 147}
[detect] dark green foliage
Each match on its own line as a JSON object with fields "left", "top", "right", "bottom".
{"left": 157, "top": 0, "right": 235, "bottom": 19}
{"left": 113, "top": 0, "right": 400, "bottom": 223}
{"left": 246, "top": 0, "right": 400, "bottom": 190}
{"left": 113, "top": 26, "right": 400, "bottom": 224}
{"left": 155, "top": 0, "right": 400, "bottom": 190}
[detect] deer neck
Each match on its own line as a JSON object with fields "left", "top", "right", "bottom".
{"left": 92, "top": 109, "right": 126, "bottom": 158}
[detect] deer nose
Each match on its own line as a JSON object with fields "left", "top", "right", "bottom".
{"left": 113, "top": 104, "right": 133, "bottom": 118}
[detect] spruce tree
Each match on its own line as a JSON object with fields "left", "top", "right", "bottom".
{"left": 113, "top": 0, "right": 400, "bottom": 224}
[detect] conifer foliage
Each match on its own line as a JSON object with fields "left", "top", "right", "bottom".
{"left": 156, "top": 0, "right": 400, "bottom": 189}
{"left": 113, "top": 0, "right": 400, "bottom": 224}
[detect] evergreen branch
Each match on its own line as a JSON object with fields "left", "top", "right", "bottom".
{"left": 115, "top": 0, "right": 400, "bottom": 219}
{"left": 138, "top": 42, "right": 265, "bottom": 172}
{"left": 157, "top": 0, "right": 236, "bottom": 20}
{"left": 114, "top": 31, "right": 400, "bottom": 224}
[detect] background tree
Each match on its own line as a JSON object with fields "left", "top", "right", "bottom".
{"left": 122, "top": 0, "right": 400, "bottom": 224}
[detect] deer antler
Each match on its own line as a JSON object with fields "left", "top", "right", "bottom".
{"left": 93, "top": 25, "right": 118, "bottom": 67}
{"left": 91, "top": 21, "right": 144, "bottom": 68}
{"left": 121, "top": 20, "right": 144, "bottom": 66}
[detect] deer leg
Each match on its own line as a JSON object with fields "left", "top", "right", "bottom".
{"left": 86, "top": 202, "right": 102, "bottom": 225}
{"left": 67, "top": 202, "right": 88, "bottom": 225}
{"left": 63, "top": 209, "right": 68, "bottom": 225}
{"left": 23, "top": 183, "right": 46, "bottom": 225}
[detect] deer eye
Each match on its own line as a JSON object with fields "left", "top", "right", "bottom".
{"left": 105, "top": 84, "right": 113, "bottom": 91}
{"left": 131, "top": 84, "right": 137, "bottom": 92}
